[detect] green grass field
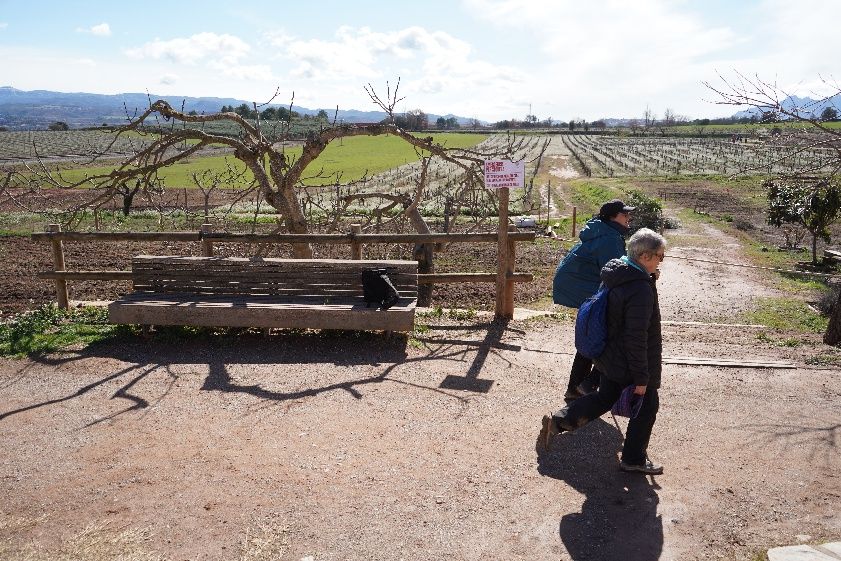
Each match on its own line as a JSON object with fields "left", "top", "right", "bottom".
{"left": 48, "top": 133, "right": 488, "bottom": 189}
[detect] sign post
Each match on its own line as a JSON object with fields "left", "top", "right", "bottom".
{"left": 484, "top": 160, "right": 525, "bottom": 320}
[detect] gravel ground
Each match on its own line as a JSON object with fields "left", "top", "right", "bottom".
{"left": 1, "top": 211, "right": 840, "bottom": 561}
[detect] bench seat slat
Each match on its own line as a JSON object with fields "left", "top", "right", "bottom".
{"left": 109, "top": 293, "right": 415, "bottom": 331}
{"left": 109, "top": 255, "right": 419, "bottom": 332}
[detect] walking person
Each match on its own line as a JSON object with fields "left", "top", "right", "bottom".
{"left": 553, "top": 199, "right": 634, "bottom": 401}
{"left": 541, "top": 228, "right": 667, "bottom": 475}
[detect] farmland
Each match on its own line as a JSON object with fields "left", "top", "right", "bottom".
{"left": 668, "top": 120, "right": 841, "bottom": 134}
{"left": 0, "top": 129, "right": 156, "bottom": 162}
{"left": 1, "top": 130, "right": 488, "bottom": 186}
{"left": 3, "top": 131, "right": 838, "bottom": 319}
{"left": 1, "top": 132, "right": 559, "bottom": 237}
{"left": 562, "top": 134, "right": 837, "bottom": 177}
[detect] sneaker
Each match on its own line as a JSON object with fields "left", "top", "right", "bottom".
{"left": 619, "top": 459, "right": 664, "bottom": 475}
{"left": 539, "top": 413, "right": 560, "bottom": 451}
{"left": 563, "top": 386, "right": 585, "bottom": 403}
{"left": 576, "top": 379, "right": 598, "bottom": 396}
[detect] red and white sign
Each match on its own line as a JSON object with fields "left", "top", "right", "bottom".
{"left": 484, "top": 159, "right": 525, "bottom": 189}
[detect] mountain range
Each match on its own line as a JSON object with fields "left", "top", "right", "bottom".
{"left": 0, "top": 86, "right": 472, "bottom": 130}
{"left": 2, "top": 86, "right": 839, "bottom": 131}
{"left": 732, "top": 93, "right": 841, "bottom": 120}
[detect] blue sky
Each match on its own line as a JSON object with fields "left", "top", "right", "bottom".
{"left": 0, "top": 0, "right": 838, "bottom": 121}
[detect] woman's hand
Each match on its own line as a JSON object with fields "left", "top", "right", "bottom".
{"left": 633, "top": 385, "right": 647, "bottom": 396}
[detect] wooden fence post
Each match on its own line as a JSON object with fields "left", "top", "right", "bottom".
{"left": 350, "top": 224, "right": 362, "bottom": 259}
{"left": 546, "top": 180, "right": 551, "bottom": 224}
{"left": 505, "top": 224, "right": 517, "bottom": 318}
{"left": 571, "top": 206, "right": 577, "bottom": 238}
{"left": 200, "top": 223, "right": 214, "bottom": 257}
{"left": 414, "top": 242, "right": 434, "bottom": 307}
{"left": 48, "top": 224, "right": 69, "bottom": 310}
{"left": 495, "top": 188, "right": 510, "bottom": 320}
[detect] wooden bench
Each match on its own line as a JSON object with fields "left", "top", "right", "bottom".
{"left": 108, "top": 255, "right": 418, "bottom": 332}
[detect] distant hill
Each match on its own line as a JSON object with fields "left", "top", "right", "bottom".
{"left": 0, "top": 86, "right": 475, "bottom": 130}
{"left": 732, "top": 93, "right": 841, "bottom": 120}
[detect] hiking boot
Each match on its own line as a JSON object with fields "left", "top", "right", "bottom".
{"left": 619, "top": 459, "right": 664, "bottom": 475}
{"left": 539, "top": 413, "right": 560, "bottom": 451}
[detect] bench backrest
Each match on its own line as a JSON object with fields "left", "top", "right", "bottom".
{"left": 131, "top": 255, "right": 418, "bottom": 300}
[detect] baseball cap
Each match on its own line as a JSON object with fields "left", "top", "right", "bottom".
{"left": 599, "top": 199, "right": 635, "bottom": 218}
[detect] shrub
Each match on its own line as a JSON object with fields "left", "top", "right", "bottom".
{"left": 816, "top": 283, "right": 840, "bottom": 316}
{"left": 662, "top": 216, "right": 681, "bottom": 230}
{"left": 733, "top": 218, "right": 755, "bottom": 231}
{"left": 625, "top": 190, "right": 664, "bottom": 233}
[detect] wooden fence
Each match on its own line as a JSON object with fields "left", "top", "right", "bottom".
{"left": 32, "top": 223, "right": 536, "bottom": 320}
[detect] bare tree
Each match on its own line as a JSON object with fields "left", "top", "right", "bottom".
{"left": 643, "top": 106, "right": 656, "bottom": 130}
{"left": 704, "top": 72, "right": 841, "bottom": 178}
{"left": 9, "top": 81, "right": 536, "bottom": 258}
{"left": 705, "top": 72, "right": 841, "bottom": 345}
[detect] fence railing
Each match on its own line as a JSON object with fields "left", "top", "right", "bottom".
{"left": 32, "top": 223, "right": 536, "bottom": 319}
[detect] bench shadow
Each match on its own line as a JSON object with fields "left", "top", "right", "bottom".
{"left": 1, "top": 324, "right": 519, "bottom": 423}
{"left": 536, "top": 418, "right": 664, "bottom": 561}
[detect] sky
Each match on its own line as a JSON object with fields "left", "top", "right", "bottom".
{"left": 1, "top": 0, "right": 839, "bottom": 122}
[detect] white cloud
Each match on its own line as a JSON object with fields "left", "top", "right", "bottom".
{"left": 458, "top": 0, "right": 751, "bottom": 118}
{"left": 208, "top": 61, "right": 274, "bottom": 81}
{"left": 273, "top": 24, "right": 526, "bottom": 117}
{"left": 255, "top": 23, "right": 531, "bottom": 117}
{"left": 0, "top": 23, "right": 8, "bottom": 29}
{"left": 90, "top": 23, "right": 111, "bottom": 36}
{"left": 263, "top": 30, "right": 294, "bottom": 49}
{"left": 750, "top": 0, "right": 841, "bottom": 91}
{"left": 73, "top": 58, "right": 96, "bottom": 67}
{"left": 76, "top": 22, "right": 111, "bottom": 36}
{"left": 159, "top": 73, "right": 178, "bottom": 85}
{"left": 281, "top": 26, "right": 483, "bottom": 80}
{"left": 126, "top": 32, "right": 251, "bottom": 65}
{"left": 124, "top": 32, "right": 272, "bottom": 84}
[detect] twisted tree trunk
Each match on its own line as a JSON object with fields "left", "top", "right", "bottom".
{"left": 824, "top": 281, "right": 841, "bottom": 346}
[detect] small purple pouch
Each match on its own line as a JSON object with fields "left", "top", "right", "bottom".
{"left": 611, "top": 385, "right": 644, "bottom": 418}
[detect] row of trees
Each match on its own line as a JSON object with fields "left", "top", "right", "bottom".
{"left": 220, "top": 103, "right": 330, "bottom": 122}
{"left": 490, "top": 117, "right": 606, "bottom": 130}
{"left": 218, "top": 105, "right": 474, "bottom": 132}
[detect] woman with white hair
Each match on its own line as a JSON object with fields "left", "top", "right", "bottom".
{"left": 540, "top": 228, "right": 667, "bottom": 475}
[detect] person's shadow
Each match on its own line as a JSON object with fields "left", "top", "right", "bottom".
{"left": 537, "top": 418, "right": 664, "bottom": 561}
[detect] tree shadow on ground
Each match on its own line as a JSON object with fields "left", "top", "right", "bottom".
{"left": 1, "top": 323, "right": 521, "bottom": 424}
{"left": 537, "top": 418, "right": 664, "bottom": 561}
{"left": 726, "top": 418, "right": 841, "bottom": 467}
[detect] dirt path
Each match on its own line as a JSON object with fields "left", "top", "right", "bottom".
{"left": 545, "top": 137, "right": 577, "bottom": 218}
{"left": 1, "top": 218, "right": 839, "bottom": 560}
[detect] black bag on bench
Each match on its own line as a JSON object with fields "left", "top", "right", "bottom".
{"left": 361, "top": 268, "right": 401, "bottom": 310}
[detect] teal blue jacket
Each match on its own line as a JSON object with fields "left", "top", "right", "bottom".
{"left": 552, "top": 218, "right": 627, "bottom": 308}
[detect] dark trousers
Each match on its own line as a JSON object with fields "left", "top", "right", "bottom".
{"left": 566, "top": 351, "right": 603, "bottom": 394}
{"left": 554, "top": 375, "right": 659, "bottom": 465}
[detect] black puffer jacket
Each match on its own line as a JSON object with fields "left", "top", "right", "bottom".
{"left": 593, "top": 258, "right": 662, "bottom": 389}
